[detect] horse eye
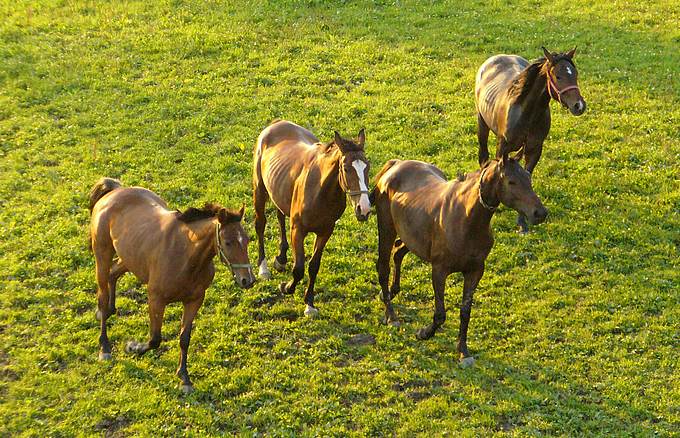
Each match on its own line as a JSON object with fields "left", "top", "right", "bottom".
{"left": 225, "top": 241, "right": 232, "bottom": 246}
{"left": 508, "top": 180, "right": 516, "bottom": 186}
{"left": 556, "top": 75, "right": 562, "bottom": 80}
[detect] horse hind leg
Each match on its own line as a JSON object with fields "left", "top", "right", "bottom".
{"left": 376, "top": 195, "right": 399, "bottom": 326}
{"left": 93, "top": 237, "right": 115, "bottom": 360}
{"left": 477, "top": 112, "right": 491, "bottom": 166}
{"left": 272, "top": 209, "right": 288, "bottom": 272}
{"left": 390, "top": 240, "right": 409, "bottom": 299}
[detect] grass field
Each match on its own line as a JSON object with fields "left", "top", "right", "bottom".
{"left": 1, "top": 0, "right": 678, "bottom": 435}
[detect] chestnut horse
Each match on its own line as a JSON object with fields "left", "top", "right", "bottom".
{"left": 373, "top": 155, "right": 546, "bottom": 366}
{"left": 253, "top": 120, "right": 370, "bottom": 316}
{"left": 88, "top": 177, "right": 255, "bottom": 392}
{"left": 476, "top": 47, "right": 585, "bottom": 231}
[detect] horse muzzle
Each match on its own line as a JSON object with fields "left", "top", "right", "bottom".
{"left": 570, "top": 99, "right": 586, "bottom": 116}
{"left": 529, "top": 205, "right": 548, "bottom": 225}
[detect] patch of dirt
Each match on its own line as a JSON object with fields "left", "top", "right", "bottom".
{"left": 346, "top": 333, "right": 375, "bottom": 346}
{"left": 94, "top": 415, "right": 131, "bottom": 436}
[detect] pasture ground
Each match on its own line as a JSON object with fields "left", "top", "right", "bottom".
{"left": 0, "top": 0, "right": 678, "bottom": 435}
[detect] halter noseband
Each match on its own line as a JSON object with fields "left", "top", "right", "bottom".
{"left": 215, "top": 222, "right": 252, "bottom": 272}
{"left": 346, "top": 189, "right": 370, "bottom": 197}
{"left": 546, "top": 62, "right": 580, "bottom": 104}
{"left": 478, "top": 166, "right": 499, "bottom": 211}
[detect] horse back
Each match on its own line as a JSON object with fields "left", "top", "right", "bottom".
{"left": 475, "top": 54, "right": 529, "bottom": 134}
{"left": 91, "top": 187, "right": 176, "bottom": 283}
{"left": 256, "top": 120, "right": 324, "bottom": 216}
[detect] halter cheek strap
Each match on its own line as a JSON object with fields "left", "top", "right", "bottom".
{"left": 478, "top": 167, "right": 499, "bottom": 211}
{"left": 547, "top": 74, "right": 580, "bottom": 104}
{"left": 215, "top": 222, "right": 252, "bottom": 271}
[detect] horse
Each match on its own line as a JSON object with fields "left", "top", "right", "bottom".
{"left": 88, "top": 177, "right": 255, "bottom": 393}
{"left": 475, "top": 47, "right": 585, "bottom": 232}
{"left": 372, "top": 155, "right": 547, "bottom": 367}
{"left": 253, "top": 120, "right": 371, "bottom": 317}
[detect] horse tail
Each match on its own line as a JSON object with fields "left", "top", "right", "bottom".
{"left": 370, "top": 159, "right": 400, "bottom": 204}
{"left": 88, "top": 177, "right": 122, "bottom": 213}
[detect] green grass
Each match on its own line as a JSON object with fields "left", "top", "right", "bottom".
{"left": 1, "top": 0, "right": 678, "bottom": 435}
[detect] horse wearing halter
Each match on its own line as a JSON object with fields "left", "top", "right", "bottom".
{"left": 215, "top": 222, "right": 252, "bottom": 271}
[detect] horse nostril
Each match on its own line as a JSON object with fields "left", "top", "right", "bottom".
{"left": 241, "top": 278, "right": 247, "bottom": 287}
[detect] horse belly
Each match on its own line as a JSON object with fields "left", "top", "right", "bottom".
{"left": 261, "top": 153, "right": 295, "bottom": 216}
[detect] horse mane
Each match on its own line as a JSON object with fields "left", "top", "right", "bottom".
{"left": 508, "top": 54, "right": 576, "bottom": 101}
{"left": 507, "top": 58, "right": 546, "bottom": 100}
{"left": 177, "top": 202, "right": 241, "bottom": 224}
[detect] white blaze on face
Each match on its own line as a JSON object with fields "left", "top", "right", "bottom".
{"left": 566, "top": 66, "right": 573, "bottom": 76}
{"left": 351, "top": 160, "right": 370, "bottom": 216}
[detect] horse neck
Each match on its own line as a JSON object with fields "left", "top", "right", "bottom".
{"left": 454, "top": 169, "right": 497, "bottom": 233}
{"left": 514, "top": 60, "right": 551, "bottom": 113}
{"left": 183, "top": 219, "right": 218, "bottom": 268}
{"left": 315, "top": 147, "right": 344, "bottom": 199}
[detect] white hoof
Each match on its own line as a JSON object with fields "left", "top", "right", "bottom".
{"left": 180, "top": 384, "right": 194, "bottom": 394}
{"left": 272, "top": 257, "right": 286, "bottom": 272}
{"left": 304, "top": 305, "right": 319, "bottom": 317}
{"left": 99, "top": 351, "right": 112, "bottom": 361}
{"left": 258, "top": 260, "right": 271, "bottom": 279}
{"left": 460, "top": 356, "right": 475, "bottom": 368}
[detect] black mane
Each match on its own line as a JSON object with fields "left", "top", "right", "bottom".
{"left": 177, "top": 202, "right": 241, "bottom": 224}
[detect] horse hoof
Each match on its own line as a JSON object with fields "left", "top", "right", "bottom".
{"left": 460, "top": 356, "right": 476, "bottom": 368}
{"left": 125, "top": 341, "right": 143, "bottom": 354}
{"left": 279, "top": 282, "right": 293, "bottom": 295}
{"left": 272, "top": 258, "right": 286, "bottom": 272}
{"left": 98, "top": 351, "right": 112, "bottom": 361}
{"left": 389, "top": 320, "right": 401, "bottom": 328}
{"left": 180, "top": 384, "right": 194, "bottom": 394}
{"left": 259, "top": 270, "right": 271, "bottom": 280}
{"left": 415, "top": 328, "right": 429, "bottom": 340}
{"left": 304, "top": 305, "right": 319, "bottom": 317}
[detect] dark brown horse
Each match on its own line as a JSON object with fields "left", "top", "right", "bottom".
{"left": 475, "top": 47, "right": 585, "bottom": 231}
{"left": 253, "top": 120, "right": 370, "bottom": 316}
{"left": 89, "top": 178, "right": 255, "bottom": 392}
{"left": 373, "top": 155, "right": 546, "bottom": 366}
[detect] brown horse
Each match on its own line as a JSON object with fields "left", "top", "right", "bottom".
{"left": 373, "top": 155, "right": 546, "bottom": 366}
{"left": 475, "top": 47, "right": 585, "bottom": 232}
{"left": 253, "top": 120, "right": 370, "bottom": 316}
{"left": 88, "top": 177, "right": 255, "bottom": 392}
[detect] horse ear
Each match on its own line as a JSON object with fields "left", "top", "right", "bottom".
{"left": 542, "top": 46, "right": 555, "bottom": 64}
{"left": 217, "top": 208, "right": 228, "bottom": 224}
{"left": 357, "top": 128, "right": 365, "bottom": 148}
{"left": 238, "top": 204, "right": 245, "bottom": 220}
{"left": 334, "top": 131, "right": 343, "bottom": 146}
{"left": 566, "top": 46, "right": 577, "bottom": 59}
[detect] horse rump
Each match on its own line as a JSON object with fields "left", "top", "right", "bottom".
{"left": 88, "top": 177, "right": 122, "bottom": 212}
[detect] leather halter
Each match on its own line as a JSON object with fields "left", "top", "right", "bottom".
{"left": 546, "top": 70, "right": 580, "bottom": 104}
{"left": 346, "top": 189, "right": 370, "bottom": 197}
{"left": 478, "top": 166, "right": 499, "bottom": 211}
{"left": 215, "top": 222, "right": 252, "bottom": 271}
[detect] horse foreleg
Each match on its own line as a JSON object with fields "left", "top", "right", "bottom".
{"left": 390, "top": 240, "right": 409, "bottom": 299}
{"left": 280, "top": 223, "right": 305, "bottom": 297}
{"left": 254, "top": 181, "right": 270, "bottom": 279}
{"left": 517, "top": 141, "right": 544, "bottom": 233}
{"left": 273, "top": 209, "right": 288, "bottom": 272}
{"left": 302, "top": 228, "right": 333, "bottom": 317}
{"left": 126, "top": 297, "right": 165, "bottom": 355}
{"left": 457, "top": 267, "right": 484, "bottom": 367}
{"left": 416, "top": 264, "right": 448, "bottom": 341}
{"left": 376, "top": 200, "right": 398, "bottom": 325}
{"left": 477, "top": 112, "right": 491, "bottom": 166}
{"left": 176, "top": 293, "right": 204, "bottom": 393}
